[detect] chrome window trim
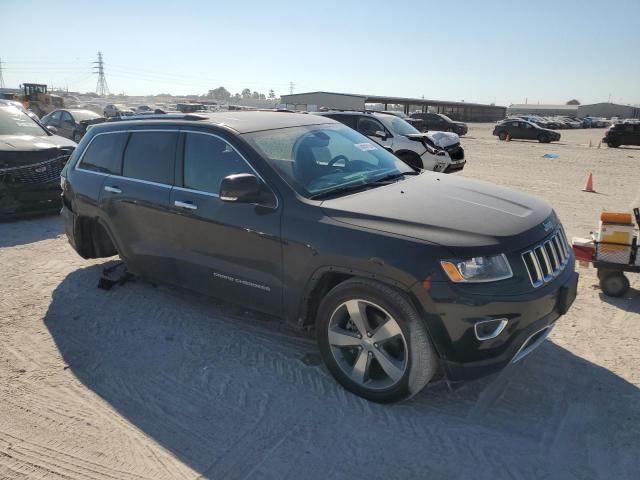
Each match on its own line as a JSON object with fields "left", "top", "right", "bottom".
{"left": 74, "top": 128, "right": 279, "bottom": 208}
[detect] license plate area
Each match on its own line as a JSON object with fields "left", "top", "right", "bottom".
{"left": 557, "top": 273, "right": 579, "bottom": 315}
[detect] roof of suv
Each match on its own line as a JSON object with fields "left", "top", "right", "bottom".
{"left": 97, "top": 111, "right": 336, "bottom": 134}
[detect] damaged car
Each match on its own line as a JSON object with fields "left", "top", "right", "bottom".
{"left": 0, "top": 100, "right": 75, "bottom": 218}
{"left": 40, "top": 109, "right": 106, "bottom": 143}
{"left": 316, "top": 111, "right": 465, "bottom": 173}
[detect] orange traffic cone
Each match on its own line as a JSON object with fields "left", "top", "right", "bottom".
{"left": 582, "top": 172, "right": 595, "bottom": 193}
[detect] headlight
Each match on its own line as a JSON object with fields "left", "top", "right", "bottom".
{"left": 440, "top": 254, "right": 513, "bottom": 283}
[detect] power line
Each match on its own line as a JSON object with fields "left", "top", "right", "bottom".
{"left": 289, "top": 81, "right": 295, "bottom": 94}
{"left": 93, "top": 52, "right": 109, "bottom": 96}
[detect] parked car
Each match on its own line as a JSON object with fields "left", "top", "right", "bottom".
{"left": 493, "top": 119, "right": 561, "bottom": 143}
{"left": 60, "top": 111, "right": 578, "bottom": 402}
{"left": 316, "top": 111, "right": 464, "bottom": 173}
{"left": 103, "top": 104, "right": 134, "bottom": 118}
{"left": 558, "top": 117, "right": 582, "bottom": 129}
{"left": 409, "top": 112, "right": 468, "bottom": 136}
{"left": 0, "top": 100, "right": 75, "bottom": 217}
{"left": 135, "top": 105, "right": 152, "bottom": 113}
{"left": 602, "top": 122, "right": 640, "bottom": 148}
{"left": 40, "top": 109, "right": 106, "bottom": 142}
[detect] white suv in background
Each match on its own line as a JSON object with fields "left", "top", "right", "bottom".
{"left": 315, "top": 111, "right": 465, "bottom": 173}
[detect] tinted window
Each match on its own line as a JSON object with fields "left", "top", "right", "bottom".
{"left": 183, "top": 133, "right": 251, "bottom": 194}
{"left": 80, "top": 132, "right": 128, "bottom": 174}
{"left": 326, "top": 114, "right": 356, "bottom": 129}
{"left": 60, "top": 111, "right": 74, "bottom": 124}
{"left": 357, "top": 117, "right": 385, "bottom": 136}
{"left": 49, "top": 111, "right": 62, "bottom": 121}
{"left": 122, "top": 131, "right": 177, "bottom": 184}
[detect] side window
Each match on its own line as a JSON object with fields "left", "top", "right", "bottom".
{"left": 60, "top": 111, "right": 74, "bottom": 124}
{"left": 79, "top": 132, "right": 128, "bottom": 174}
{"left": 49, "top": 111, "right": 61, "bottom": 123}
{"left": 357, "top": 117, "right": 385, "bottom": 137}
{"left": 326, "top": 115, "right": 356, "bottom": 129}
{"left": 122, "top": 131, "right": 177, "bottom": 184}
{"left": 524, "top": 123, "right": 532, "bottom": 129}
{"left": 183, "top": 133, "right": 251, "bottom": 194}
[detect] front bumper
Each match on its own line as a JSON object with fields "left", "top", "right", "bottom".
{"left": 0, "top": 181, "right": 62, "bottom": 218}
{"left": 413, "top": 268, "right": 579, "bottom": 381}
{"left": 445, "top": 159, "right": 466, "bottom": 173}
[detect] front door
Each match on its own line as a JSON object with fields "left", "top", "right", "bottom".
{"left": 356, "top": 116, "right": 393, "bottom": 150}
{"left": 59, "top": 111, "right": 76, "bottom": 140}
{"left": 169, "top": 130, "right": 283, "bottom": 316}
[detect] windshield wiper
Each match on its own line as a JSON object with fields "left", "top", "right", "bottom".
{"left": 309, "top": 182, "right": 375, "bottom": 200}
{"left": 369, "top": 171, "right": 419, "bottom": 184}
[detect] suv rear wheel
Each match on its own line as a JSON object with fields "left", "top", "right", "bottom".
{"left": 316, "top": 278, "right": 438, "bottom": 402}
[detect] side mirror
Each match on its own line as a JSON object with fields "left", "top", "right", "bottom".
{"left": 374, "top": 130, "right": 387, "bottom": 140}
{"left": 219, "top": 173, "right": 273, "bottom": 206}
{"left": 46, "top": 125, "right": 58, "bottom": 134}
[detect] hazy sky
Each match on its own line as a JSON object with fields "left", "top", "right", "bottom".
{"left": 1, "top": 0, "right": 639, "bottom": 106}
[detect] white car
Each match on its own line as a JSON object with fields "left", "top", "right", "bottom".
{"left": 316, "top": 111, "right": 465, "bottom": 173}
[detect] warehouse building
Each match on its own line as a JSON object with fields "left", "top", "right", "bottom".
{"left": 577, "top": 103, "right": 640, "bottom": 119}
{"left": 280, "top": 91, "right": 506, "bottom": 122}
{"left": 507, "top": 104, "right": 578, "bottom": 117}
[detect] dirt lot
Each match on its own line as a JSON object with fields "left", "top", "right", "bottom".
{"left": 1, "top": 124, "right": 639, "bottom": 479}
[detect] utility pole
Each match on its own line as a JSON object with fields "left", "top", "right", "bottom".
{"left": 289, "top": 81, "right": 295, "bottom": 95}
{"left": 0, "top": 58, "right": 5, "bottom": 89}
{"left": 93, "top": 52, "right": 109, "bottom": 97}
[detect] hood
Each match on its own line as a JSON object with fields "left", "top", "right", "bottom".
{"left": 405, "top": 131, "right": 460, "bottom": 148}
{"left": 321, "top": 172, "right": 553, "bottom": 250}
{"left": 0, "top": 134, "right": 76, "bottom": 152}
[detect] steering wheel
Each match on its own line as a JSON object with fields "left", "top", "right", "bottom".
{"left": 328, "top": 155, "right": 349, "bottom": 168}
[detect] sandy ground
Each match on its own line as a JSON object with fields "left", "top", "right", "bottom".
{"left": 0, "top": 124, "right": 639, "bottom": 479}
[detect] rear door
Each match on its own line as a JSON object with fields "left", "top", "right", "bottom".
{"left": 168, "top": 130, "right": 284, "bottom": 315}
{"left": 99, "top": 129, "right": 179, "bottom": 281}
{"left": 522, "top": 122, "right": 537, "bottom": 139}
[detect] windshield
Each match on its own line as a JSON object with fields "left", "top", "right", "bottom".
{"left": 0, "top": 105, "right": 48, "bottom": 136}
{"left": 244, "top": 124, "right": 415, "bottom": 198}
{"left": 383, "top": 116, "right": 420, "bottom": 136}
{"left": 72, "top": 110, "right": 101, "bottom": 121}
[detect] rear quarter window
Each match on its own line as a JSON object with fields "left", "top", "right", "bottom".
{"left": 122, "top": 131, "right": 177, "bottom": 185}
{"left": 78, "top": 132, "right": 128, "bottom": 174}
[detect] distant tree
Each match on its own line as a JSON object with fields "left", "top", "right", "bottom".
{"left": 259, "top": 93, "right": 266, "bottom": 100}
{"left": 241, "top": 88, "right": 251, "bottom": 99}
{"left": 268, "top": 89, "right": 275, "bottom": 99}
{"left": 251, "top": 91, "right": 260, "bottom": 99}
{"left": 566, "top": 99, "right": 581, "bottom": 105}
{"left": 233, "top": 93, "right": 241, "bottom": 102}
{"left": 208, "top": 86, "right": 231, "bottom": 100}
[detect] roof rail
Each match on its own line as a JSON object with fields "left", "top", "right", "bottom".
{"left": 106, "top": 113, "right": 208, "bottom": 122}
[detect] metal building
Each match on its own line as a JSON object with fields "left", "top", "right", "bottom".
{"left": 280, "top": 91, "right": 506, "bottom": 122}
{"left": 507, "top": 104, "right": 578, "bottom": 117}
{"left": 577, "top": 103, "right": 640, "bottom": 119}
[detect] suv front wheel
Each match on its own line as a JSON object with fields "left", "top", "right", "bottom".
{"left": 316, "top": 278, "right": 438, "bottom": 402}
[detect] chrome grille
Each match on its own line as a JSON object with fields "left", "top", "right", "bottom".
{"left": 0, "top": 154, "right": 70, "bottom": 184}
{"left": 522, "top": 228, "right": 571, "bottom": 287}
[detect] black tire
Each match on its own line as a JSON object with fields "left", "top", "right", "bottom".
{"left": 607, "top": 139, "right": 620, "bottom": 148}
{"left": 398, "top": 152, "right": 423, "bottom": 171}
{"left": 599, "top": 271, "right": 630, "bottom": 297}
{"left": 498, "top": 131, "right": 508, "bottom": 141}
{"left": 315, "top": 278, "right": 438, "bottom": 403}
{"left": 538, "top": 134, "right": 549, "bottom": 143}
{"left": 73, "top": 131, "right": 83, "bottom": 143}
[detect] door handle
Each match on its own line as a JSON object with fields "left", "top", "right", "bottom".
{"left": 104, "top": 186, "right": 122, "bottom": 194}
{"left": 174, "top": 200, "right": 197, "bottom": 210}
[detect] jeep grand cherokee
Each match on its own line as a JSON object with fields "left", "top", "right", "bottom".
{"left": 61, "top": 111, "right": 578, "bottom": 403}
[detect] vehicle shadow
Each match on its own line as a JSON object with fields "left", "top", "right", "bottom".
{"left": 44, "top": 264, "right": 640, "bottom": 479}
{"left": 599, "top": 287, "right": 640, "bottom": 313}
{"left": 0, "top": 212, "right": 63, "bottom": 247}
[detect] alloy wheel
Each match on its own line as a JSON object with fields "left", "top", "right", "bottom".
{"left": 327, "top": 299, "right": 408, "bottom": 390}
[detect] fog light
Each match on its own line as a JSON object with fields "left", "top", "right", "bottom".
{"left": 474, "top": 318, "right": 508, "bottom": 341}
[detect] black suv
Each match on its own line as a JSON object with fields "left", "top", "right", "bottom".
{"left": 493, "top": 119, "right": 561, "bottom": 143}
{"left": 61, "top": 112, "right": 578, "bottom": 402}
{"left": 603, "top": 122, "right": 640, "bottom": 148}
{"left": 1, "top": 100, "right": 76, "bottom": 217}
{"left": 409, "top": 112, "right": 468, "bottom": 136}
